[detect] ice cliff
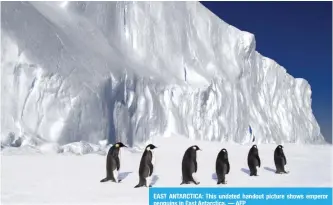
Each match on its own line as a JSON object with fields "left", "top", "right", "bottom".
{"left": 1, "top": 1, "right": 325, "bottom": 149}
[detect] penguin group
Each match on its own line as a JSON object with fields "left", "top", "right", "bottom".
{"left": 100, "top": 143, "right": 157, "bottom": 188}
{"left": 100, "top": 142, "right": 288, "bottom": 187}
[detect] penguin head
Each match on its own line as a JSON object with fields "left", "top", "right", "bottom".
{"left": 114, "top": 142, "right": 127, "bottom": 148}
{"left": 145, "top": 144, "right": 157, "bottom": 151}
{"left": 221, "top": 148, "right": 228, "bottom": 159}
{"left": 191, "top": 145, "right": 201, "bottom": 151}
{"left": 251, "top": 144, "right": 258, "bottom": 154}
{"left": 276, "top": 145, "right": 284, "bottom": 154}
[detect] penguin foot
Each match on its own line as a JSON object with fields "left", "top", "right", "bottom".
{"left": 276, "top": 171, "right": 289, "bottom": 174}
{"left": 180, "top": 181, "right": 190, "bottom": 185}
{"left": 194, "top": 181, "right": 200, "bottom": 185}
{"left": 110, "top": 179, "right": 118, "bottom": 183}
{"left": 100, "top": 177, "right": 110, "bottom": 182}
{"left": 134, "top": 184, "right": 142, "bottom": 188}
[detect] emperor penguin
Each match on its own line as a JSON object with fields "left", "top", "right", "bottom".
{"left": 100, "top": 142, "right": 127, "bottom": 183}
{"left": 134, "top": 144, "right": 157, "bottom": 188}
{"left": 180, "top": 145, "right": 201, "bottom": 185}
{"left": 215, "top": 148, "right": 230, "bottom": 184}
{"left": 247, "top": 145, "right": 261, "bottom": 176}
{"left": 274, "top": 145, "right": 289, "bottom": 174}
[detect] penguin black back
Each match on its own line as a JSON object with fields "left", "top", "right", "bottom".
{"left": 100, "top": 142, "right": 127, "bottom": 183}
{"left": 134, "top": 144, "right": 157, "bottom": 188}
{"left": 247, "top": 145, "right": 261, "bottom": 176}
{"left": 181, "top": 145, "right": 201, "bottom": 185}
{"left": 274, "top": 145, "right": 288, "bottom": 174}
{"left": 215, "top": 148, "right": 230, "bottom": 184}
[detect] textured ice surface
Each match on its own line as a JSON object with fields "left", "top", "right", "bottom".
{"left": 1, "top": 1, "right": 325, "bottom": 150}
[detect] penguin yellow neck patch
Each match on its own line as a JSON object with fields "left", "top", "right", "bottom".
{"left": 115, "top": 144, "right": 119, "bottom": 148}
{"left": 192, "top": 146, "right": 196, "bottom": 150}
{"left": 146, "top": 147, "right": 151, "bottom": 151}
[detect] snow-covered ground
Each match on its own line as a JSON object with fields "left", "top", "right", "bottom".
{"left": 1, "top": 135, "right": 332, "bottom": 205}
{"left": 1, "top": 2, "right": 331, "bottom": 204}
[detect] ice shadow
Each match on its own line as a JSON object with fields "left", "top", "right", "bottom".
{"left": 264, "top": 167, "right": 276, "bottom": 173}
{"left": 241, "top": 168, "right": 250, "bottom": 175}
{"left": 150, "top": 175, "right": 159, "bottom": 186}
{"left": 102, "top": 77, "right": 138, "bottom": 148}
{"left": 118, "top": 171, "right": 132, "bottom": 181}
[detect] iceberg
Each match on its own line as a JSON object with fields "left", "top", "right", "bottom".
{"left": 1, "top": 1, "right": 325, "bottom": 149}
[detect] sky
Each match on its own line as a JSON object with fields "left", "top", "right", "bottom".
{"left": 201, "top": 1, "right": 332, "bottom": 143}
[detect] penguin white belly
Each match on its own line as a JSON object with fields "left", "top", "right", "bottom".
{"left": 284, "top": 164, "right": 289, "bottom": 172}
{"left": 256, "top": 165, "right": 261, "bottom": 175}
{"left": 113, "top": 169, "right": 119, "bottom": 182}
{"left": 146, "top": 151, "right": 155, "bottom": 186}
{"left": 192, "top": 172, "right": 199, "bottom": 184}
{"left": 146, "top": 175, "right": 152, "bottom": 186}
{"left": 151, "top": 151, "right": 155, "bottom": 166}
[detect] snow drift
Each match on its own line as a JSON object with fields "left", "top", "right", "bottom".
{"left": 1, "top": 1, "right": 325, "bottom": 149}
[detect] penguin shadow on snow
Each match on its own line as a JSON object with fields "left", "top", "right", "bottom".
{"left": 118, "top": 171, "right": 133, "bottom": 182}
{"left": 150, "top": 175, "right": 159, "bottom": 186}
{"left": 211, "top": 173, "right": 217, "bottom": 180}
{"left": 264, "top": 166, "right": 290, "bottom": 174}
{"left": 240, "top": 168, "right": 251, "bottom": 175}
{"left": 211, "top": 173, "right": 218, "bottom": 181}
{"left": 264, "top": 167, "right": 276, "bottom": 173}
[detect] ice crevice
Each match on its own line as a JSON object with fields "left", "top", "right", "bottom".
{"left": 1, "top": 1, "right": 326, "bottom": 152}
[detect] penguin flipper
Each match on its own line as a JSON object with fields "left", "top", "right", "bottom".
{"left": 283, "top": 155, "right": 287, "bottom": 165}
{"left": 148, "top": 162, "right": 154, "bottom": 177}
{"left": 257, "top": 156, "right": 261, "bottom": 167}
{"left": 116, "top": 156, "right": 120, "bottom": 170}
